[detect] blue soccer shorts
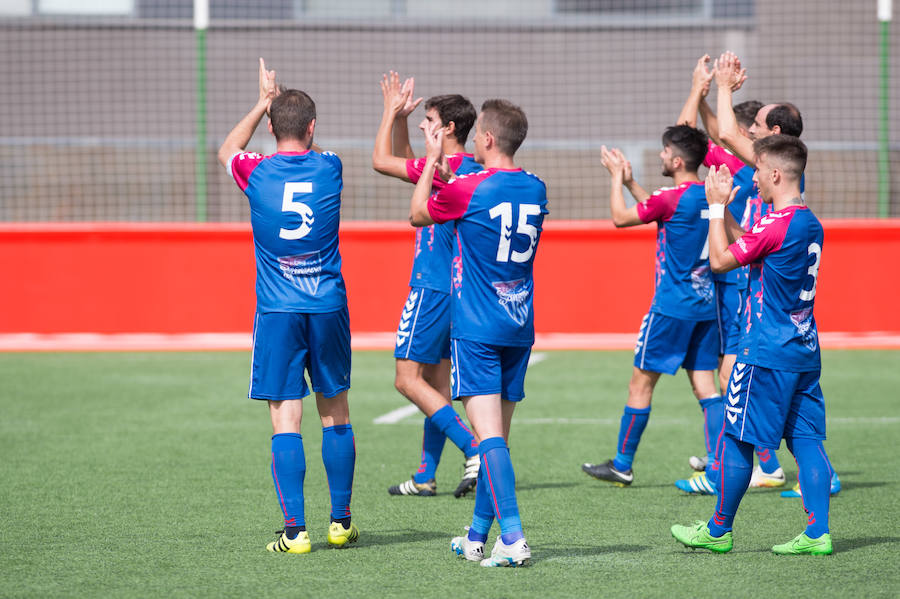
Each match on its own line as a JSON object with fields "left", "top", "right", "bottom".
{"left": 248, "top": 307, "right": 351, "bottom": 401}
{"left": 450, "top": 339, "right": 531, "bottom": 401}
{"left": 715, "top": 281, "right": 741, "bottom": 355}
{"left": 633, "top": 311, "right": 719, "bottom": 375}
{"left": 393, "top": 287, "right": 451, "bottom": 364}
{"left": 724, "top": 362, "right": 826, "bottom": 449}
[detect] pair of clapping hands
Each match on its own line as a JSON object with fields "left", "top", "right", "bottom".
{"left": 599, "top": 146, "right": 738, "bottom": 208}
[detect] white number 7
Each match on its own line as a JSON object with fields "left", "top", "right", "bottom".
{"left": 280, "top": 182, "right": 314, "bottom": 240}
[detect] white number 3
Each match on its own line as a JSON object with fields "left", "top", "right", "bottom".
{"left": 799, "top": 242, "right": 821, "bottom": 301}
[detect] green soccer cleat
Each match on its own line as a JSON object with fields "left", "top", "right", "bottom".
{"left": 671, "top": 521, "right": 733, "bottom": 553}
{"left": 772, "top": 532, "right": 833, "bottom": 555}
{"left": 266, "top": 529, "right": 312, "bottom": 554}
{"left": 327, "top": 521, "right": 359, "bottom": 548}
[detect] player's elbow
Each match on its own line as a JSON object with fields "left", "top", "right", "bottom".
{"left": 217, "top": 144, "right": 238, "bottom": 169}
{"left": 611, "top": 212, "right": 635, "bottom": 228}
{"left": 709, "top": 254, "right": 733, "bottom": 273}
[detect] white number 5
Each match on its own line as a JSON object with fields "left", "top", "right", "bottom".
{"left": 799, "top": 242, "right": 821, "bottom": 301}
{"left": 279, "top": 182, "right": 314, "bottom": 240}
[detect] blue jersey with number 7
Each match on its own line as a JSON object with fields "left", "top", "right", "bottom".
{"left": 229, "top": 150, "right": 347, "bottom": 313}
{"left": 428, "top": 168, "right": 548, "bottom": 347}
{"left": 636, "top": 181, "right": 716, "bottom": 321}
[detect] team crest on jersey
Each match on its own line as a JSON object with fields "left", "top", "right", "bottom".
{"left": 278, "top": 251, "right": 322, "bottom": 295}
{"left": 691, "top": 265, "right": 714, "bottom": 303}
{"left": 790, "top": 307, "right": 818, "bottom": 351}
{"left": 492, "top": 278, "right": 531, "bottom": 326}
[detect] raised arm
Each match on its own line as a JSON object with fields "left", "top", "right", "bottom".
{"left": 409, "top": 119, "right": 448, "bottom": 226}
{"left": 217, "top": 58, "right": 277, "bottom": 167}
{"left": 705, "top": 165, "right": 742, "bottom": 272}
{"left": 602, "top": 146, "right": 644, "bottom": 227}
{"left": 677, "top": 55, "right": 713, "bottom": 128}
{"left": 373, "top": 71, "right": 423, "bottom": 180}
{"left": 714, "top": 52, "right": 754, "bottom": 166}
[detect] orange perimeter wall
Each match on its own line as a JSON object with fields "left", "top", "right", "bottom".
{"left": 2, "top": 220, "right": 898, "bottom": 334}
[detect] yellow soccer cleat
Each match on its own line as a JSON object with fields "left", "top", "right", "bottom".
{"left": 327, "top": 521, "right": 360, "bottom": 548}
{"left": 266, "top": 530, "right": 311, "bottom": 554}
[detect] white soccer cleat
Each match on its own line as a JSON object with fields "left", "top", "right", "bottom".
{"left": 480, "top": 537, "right": 531, "bottom": 567}
{"left": 451, "top": 528, "right": 485, "bottom": 562}
{"left": 689, "top": 455, "right": 709, "bottom": 472}
{"left": 749, "top": 465, "right": 786, "bottom": 488}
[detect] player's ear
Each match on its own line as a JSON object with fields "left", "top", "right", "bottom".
{"left": 267, "top": 120, "right": 274, "bottom": 135}
{"left": 771, "top": 124, "right": 781, "bottom": 135}
{"left": 445, "top": 120, "right": 456, "bottom": 136}
{"left": 307, "top": 118, "right": 316, "bottom": 139}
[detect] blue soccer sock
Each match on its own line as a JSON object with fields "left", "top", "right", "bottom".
{"left": 271, "top": 433, "right": 306, "bottom": 529}
{"left": 699, "top": 396, "right": 724, "bottom": 469}
{"left": 787, "top": 438, "right": 831, "bottom": 538}
{"left": 321, "top": 424, "right": 355, "bottom": 523}
{"left": 755, "top": 446, "right": 782, "bottom": 474}
{"left": 613, "top": 406, "right": 651, "bottom": 472}
{"left": 480, "top": 437, "right": 523, "bottom": 545}
{"left": 413, "top": 416, "right": 446, "bottom": 483}
{"left": 468, "top": 459, "right": 493, "bottom": 544}
{"left": 430, "top": 404, "right": 479, "bottom": 459}
{"left": 708, "top": 434, "right": 753, "bottom": 537}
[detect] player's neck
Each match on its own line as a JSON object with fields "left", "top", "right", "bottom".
{"left": 481, "top": 151, "right": 517, "bottom": 170}
{"left": 276, "top": 139, "right": 310, "bottom": 153}
{"left": 771, "top": 188, "right": 804, "bottom": 211}
{"left": 443, "top": 141, "right": 467, "bottom": 156}
{"left": 673, "top": 171, "right": 700, "bottom": 186}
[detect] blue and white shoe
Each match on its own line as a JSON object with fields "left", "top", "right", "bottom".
{"left": 675, "top": 471, "right": 717, "bottom": 495}
{"left": 781, "top": 471, "right": 841, "bottom": 498}
{"left": 480, "top": 537, "right": 531, "bottom": 567}
{"left": 451, "top": 528, "right": 485, "bottom": 562}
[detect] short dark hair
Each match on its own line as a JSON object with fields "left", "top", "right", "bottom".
{"left": 766, "top": 103, "right": 803, "bottom": 137}
{"left": 734, "top": 100, "right": 763, "bottom": 129}
{"left": 269, "top": 89, "right": 316, "bottom": 142}
{"left": 661, "top": 125, "right": 708, "bottom": 173}
{"left": 480, "top": 99, "right": 528, "bottom": 156}
{"left": 753, "top": 134, "right": 807, "bottom": 181}
{"left": 425, "top": 95, "right": 477, "bottom": 145}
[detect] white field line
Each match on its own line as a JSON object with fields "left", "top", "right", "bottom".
{"left": 385, "top": 416, "right": 900, "bottom": 426}
{"left": 372, "top": 352, "right": 548, "bottom": 424}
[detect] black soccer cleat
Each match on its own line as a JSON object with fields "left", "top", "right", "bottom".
{"left": 582, "top": 459, "right": 634, "bottom": 487}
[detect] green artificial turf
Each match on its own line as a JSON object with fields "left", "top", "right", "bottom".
{"left": 1, "top": 350, "right": 898, "bottom": 598}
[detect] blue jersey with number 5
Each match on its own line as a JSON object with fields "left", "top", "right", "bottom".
{"left": 428, "top": 168, "right": 548, "bottom": 347}
{"left": 229, "top": 150, "right": 347, "bottom": 313}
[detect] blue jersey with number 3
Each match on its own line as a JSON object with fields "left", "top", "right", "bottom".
{"left": 729, "top": 205, "right": 823, "bottom": 371}
{"left": 229, "top": 150, "right": 347, "bottom": 313}
{"left": 428, "top": 168, "right": 548, "bottom": 346}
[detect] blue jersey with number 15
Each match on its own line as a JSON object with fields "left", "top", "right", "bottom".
{"left": 229, "top": 150, "right": 347, "bottom": 313}
{"left": 428, "top": 168, "right": 548, "bottom": 347}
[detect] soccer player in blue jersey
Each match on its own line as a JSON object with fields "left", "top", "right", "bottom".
{"left": 672, "top": 135, "right": 834, "bottom": 555}
{"left": 217, "top": 59, "right": 357, "bottom": 554}
{"left": 373, "top": 71, "right": 482, "bottom": 498}
{"left": 409, "top": 99, "right": 547, "bottom": 567}
{"left": 581, "top": 125, "right": 721, "bottom": 490}
{"left": 693, "top": 52, "right": 840, "bottom": 497}
{"left": 675, "top": 54, "right": 766, "bottom": 490}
